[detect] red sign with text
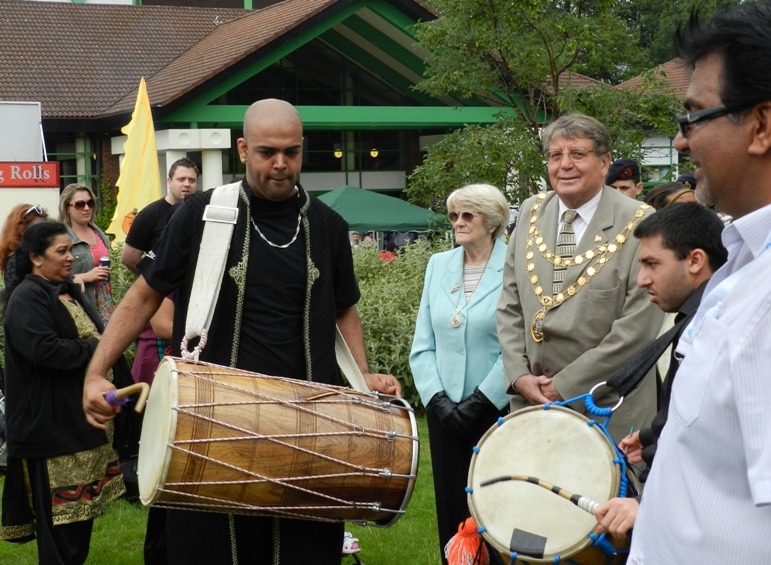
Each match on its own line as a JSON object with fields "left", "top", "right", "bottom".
{"left": 0, "top": 162, "right": 60, "bottom": 188}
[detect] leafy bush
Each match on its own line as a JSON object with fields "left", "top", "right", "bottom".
{"left": 353, "top": 237, "right": 451, "bottom": 410}
{"left": 107, "top": 242, "right": 138, "bottom": 364}
{"left": 94, "top": 176, "right": 118, "bottom": 233}
{"left": 108, "top": 242, "right": 137, "bottom": 304}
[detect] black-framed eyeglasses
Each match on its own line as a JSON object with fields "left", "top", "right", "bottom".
{"left": 675, "top": 104, "right": 736, "bottom": 137}
{"left": 449, "top": 211, "right": 479, "bottom": 223}
{"left": 69, "top": 199, "right": 95, "bottom": 210}
{"left": 23, "top": 204, "right": 46, "bottom": 218}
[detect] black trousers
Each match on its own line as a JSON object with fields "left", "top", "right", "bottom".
{"left": 143, "top": 507, "right": 167, "bottom": 565}
{"left": 426, "top": 400, "right": 506, "bottom": 565}
{"left": 27, "top": 459, "right": 94, "bottom": 565}
{"left": 155, "top": 508, "right": 344, "bottom": 564}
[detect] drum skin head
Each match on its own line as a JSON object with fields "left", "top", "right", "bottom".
{"left": 137, "top": 357, "right": 178, "bottom": 505}
{"left": 467, "top": 406, "right": 620, "bottom": 563}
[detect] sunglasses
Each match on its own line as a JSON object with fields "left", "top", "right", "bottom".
{"left": 70, "top": 199, "right": 95, "bottom": 210}
{"left": 23, "top": 204, "right": 46, "bottom": 218}
{"left": 449, "top": 211, "right": 479, "bottom": 223}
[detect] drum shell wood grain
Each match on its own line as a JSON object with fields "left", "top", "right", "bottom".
{"left": 137, "top": 357, "right": 418, "bottom": 526}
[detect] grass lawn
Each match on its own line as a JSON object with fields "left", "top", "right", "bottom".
{"left": 0, "top": 417, "right": 441, "bottom": 564}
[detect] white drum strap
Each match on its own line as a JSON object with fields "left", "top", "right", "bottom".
{"left": 180, "top": 181, "right": 370, "bottom": 393}
{"left": 181, "top": 181, "right": 241, "bottom": 363}
{"left": 335, "top": 326, "right": 370, "bottom": 393}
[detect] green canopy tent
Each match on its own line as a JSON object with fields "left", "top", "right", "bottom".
{"left": 316, "top": 185, "right": 443, "bottom": 233}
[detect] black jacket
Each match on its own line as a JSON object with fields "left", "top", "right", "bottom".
{"left": 4, "top": 275, "right": 105, "bottom": 458}
{"left": 638, "top": 280, "right": 708, "bottom": 477}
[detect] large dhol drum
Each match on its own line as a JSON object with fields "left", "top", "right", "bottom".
{"left": 467, "top": 405, "right": 634, "bottom": 564}
{"left": 137, "top": 357, "right": 418, "bottom": 526}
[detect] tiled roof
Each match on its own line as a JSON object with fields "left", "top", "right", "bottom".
{"left": 617, "top": 58, "right": 691, "bottom": 99}
{"left": 533, "top": 71, "right": 610, "bottom": 97}
{"left": 559, "top": 71, "right": 607, "bottom": 90}
{"left": 0, "top": 0, "right": 686, "bottom": 124}
{"left": 114, "top": 0, "right": 340, "bottom": 115}
{"left": 0, "top": 0, "right": 337, "bottom": 119}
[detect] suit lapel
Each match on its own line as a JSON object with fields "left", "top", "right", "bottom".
{"left": 576, "top": 186, "right": 615, "bottom": 254}
{"left": 467, "top": 239, "right": 505, "bottom": 306}
{"left": 441, "top": 246, "right": 465, "bottom": 304}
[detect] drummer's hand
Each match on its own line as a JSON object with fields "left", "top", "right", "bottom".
{"left": 619, "top": 431, "right": 643, "bottom": 463}
{"left": 594, "top": 497, "right": 638, "bottom": 540}
{"left": 514, "top": 374, "right": 551, "bottom": 405}
{"left": 364, "top": 372, "right": 402, "bottom": 397}
{"left": 83, "top": 374, "right": 121, "bottom": 430}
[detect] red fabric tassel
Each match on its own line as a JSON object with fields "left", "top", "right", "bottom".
{"left": 444, "top": 517, "right": 489, "bottom": 565}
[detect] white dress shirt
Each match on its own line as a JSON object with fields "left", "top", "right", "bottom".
{"left": 628, "top": 203, "right": 771, "bottom": 563}
{"left": 556, "top": 188, "right": 602, "bottom": 245}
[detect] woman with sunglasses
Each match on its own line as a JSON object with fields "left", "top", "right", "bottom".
{"left": 58, "top": 184, "right": 112, "bottom": 323}
{"left": 0, "top": 203, "right": 49, "bottom": 288}
{"left": 409, "top": 183, "right": 511, "bottom": 563}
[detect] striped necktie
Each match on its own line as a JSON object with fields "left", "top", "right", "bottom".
{"left": 553, "top": 209, "right": 578, "bottom": 295}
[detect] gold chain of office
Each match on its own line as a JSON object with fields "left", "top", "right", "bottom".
{"left": 526, "top": 193, "right": 650, "bottom": 342}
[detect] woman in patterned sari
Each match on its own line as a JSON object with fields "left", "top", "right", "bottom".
{"left": 0, "top": 222, "right": 125, "bottom": 564}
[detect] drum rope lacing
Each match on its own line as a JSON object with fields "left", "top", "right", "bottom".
{"left": 152, "top": 368, "right": 419, "bottom": 521}
{"left": 170, "top": 374, "right": 416, "bottom": 473}
{"left": 180, "top": 329, "right": 208, "bottom": 364}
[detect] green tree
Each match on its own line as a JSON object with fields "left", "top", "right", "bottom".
{"left": 353, "top": 238, "right": 452, "bottom": 409}
{"left": 408, "top": 0, "right": 680, "bottom": 209}
{"left": 617, "top": 0, "right": 741, "bottom": 67}
{"left": 407, "top": 119, "right": 544, "bottom": 209}
{"left": 556, "top": 66, "right": 680, "bottom": 163}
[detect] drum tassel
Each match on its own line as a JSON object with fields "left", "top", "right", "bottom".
{"left": 445, "top": 517, "right": 489, "bottom": 565}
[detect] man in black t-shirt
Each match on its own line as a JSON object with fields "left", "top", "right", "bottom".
{"left": 121, "top": 157, "right": 199, "bottom": 274}
{"left": 84, "top": 99, "right": 401, "bottom": 565}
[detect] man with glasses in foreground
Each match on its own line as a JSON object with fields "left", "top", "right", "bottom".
{"left": 629, "top": 4, "right": 771, "bottom": 562}
{"left": 497, "top": 113, "right": 663, "bottom": 443}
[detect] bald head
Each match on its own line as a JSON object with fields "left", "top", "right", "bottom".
{"left": 243, "top": 99, "right": 303, "bottom": 138}
{"left": 237, "top": 99, "right": 304, "bottom": 201}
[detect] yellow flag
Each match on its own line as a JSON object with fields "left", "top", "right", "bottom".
{"left": 108, "top": 77, "right": 162, "bottom": 243}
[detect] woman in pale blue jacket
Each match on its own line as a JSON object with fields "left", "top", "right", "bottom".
{"left": 410, "top": 183, "right": 510, "bottom": 562}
